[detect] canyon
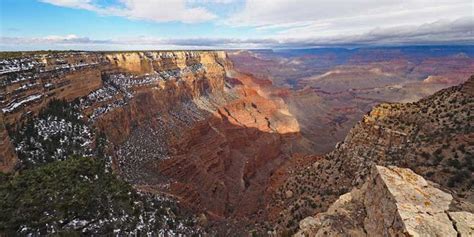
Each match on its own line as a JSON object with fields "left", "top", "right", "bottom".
{"left": 0, "top": 48, "right": 473, "bottom": 236}
{"left": 229, "top": 46, "right": 474, "bottom": 154}
{"left": 0, "top": 50, "right": 306, "bottom": 234}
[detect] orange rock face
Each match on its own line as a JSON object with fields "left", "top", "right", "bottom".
{"left": 95, "top": 51, "right": 229, "bottom": 144}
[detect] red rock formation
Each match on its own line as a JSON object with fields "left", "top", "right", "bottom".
{"left": 1, "top": 51, "right": 305, "bottom": 227}
{"left": 269, "top": 76, "right": 474, "bottom": 233}
{"left": 158, "top": 76, "right": 301, "bottom": 217}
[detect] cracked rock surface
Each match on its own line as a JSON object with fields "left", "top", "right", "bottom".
{"left": 295, "top": 165, "right": 473, "bottom": 237}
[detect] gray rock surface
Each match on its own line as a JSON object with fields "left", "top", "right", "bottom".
{"left": 294, "top": 165, "right": 473, "bottom": 237}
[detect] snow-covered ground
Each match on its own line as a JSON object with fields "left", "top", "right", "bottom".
{"left": 2, "top": 94, "right": 42, "bottom": 113}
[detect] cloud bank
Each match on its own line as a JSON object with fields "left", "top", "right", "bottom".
{"left": 1, "top": 0, "right": 473, "bottom": 49}
{"left": 2, "top": 17, "right": 472, "bottom": 50}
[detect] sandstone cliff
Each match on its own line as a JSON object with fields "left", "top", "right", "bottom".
{"left": 1, "top": 54, "right": 104, "bottom": 125}
{"left": 295, "top": 165, "right": 474, "bottom": 237}
{"left": 157, "top": 76, "right": 301, "bottom": 217}
{"left": 5, "top": 50, "right": 471, "bottom": 236}
{"left": 0, "top": 51, "right": 231, "bottom": 172}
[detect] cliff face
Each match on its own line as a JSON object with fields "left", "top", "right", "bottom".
{"left": 0, "top": 51, "right": 229, "bottom": 126}
{"left": 0, "top": 51, "right": 230, "bottom": 172}
{"left": 295, "top": 165, "right": 474, "bottom": 237}
{"left": 1, "top": 50, "right": 472, "bottom": 234}
{"left": 95, "top": 51, "right": 229, "bottom": 144}
{"left": 156, "top": 73, "right": 301, "bottom": 217}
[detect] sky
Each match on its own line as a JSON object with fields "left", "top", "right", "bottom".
{"left": 0, "top": 0, "right": 473, "bottom": 50}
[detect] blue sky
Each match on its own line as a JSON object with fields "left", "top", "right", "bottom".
{"left": 0, "top": 0, "right": 473, "bottom": 50}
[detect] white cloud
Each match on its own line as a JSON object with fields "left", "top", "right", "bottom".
{"left": 40, "top": 0, "right": 217, "bottom": 23}
{"left": 227, "top": 0, "right": 473, "bottom": 39}
{"left": 0, "top": 34, "right": 108, "bottom": 45}
{"left": 6, "top": 0, "right": 474, "bottom": 49}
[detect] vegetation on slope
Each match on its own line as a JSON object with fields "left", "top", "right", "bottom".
{"left": 3, "top": 99, "right": 203, "bottom": 235}
{"left": 0, "top": 156, "right": 201, "bottom": 235}
{"left": 8, "top": 99, "right": 95, "bottom": 168}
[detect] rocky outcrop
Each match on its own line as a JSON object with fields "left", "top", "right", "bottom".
{"left": 271, "top": 76, "right": 473, "bottom": 232}
{"left": 0, "top": 51, "right": 230, "bottom": 126}
{"left": 105, "top": 51, "right": 230, "bottom": 78}
{"left": 295, "top": 165, "right": 474, "bottom": 237}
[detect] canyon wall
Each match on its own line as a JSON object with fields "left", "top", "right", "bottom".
{"left": 92, "top": 52, "right": 302, "bottom": 218}
{"left": 1, "top": 50, "right": 472, "bottom": 235}
{"left": 95, "top": 51, "right": 230, "bottom": 144}
{"left": 1, "top": 59, "right": 103, "bottom": 124}
{"left": 157, "top": 76, "right": 301, "bottom": 217}
{"left": 1, "top": 51, "right": 230, "bottom": 171}
{"left": 0, "top": 51, "right": 229, "bottom": 126}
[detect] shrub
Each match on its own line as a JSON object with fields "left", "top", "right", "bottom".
{"left": 0, "top": 157, "right": 133, "bottom": 234}
{"left": 421, "top": 152, "right": 430, "bottom": 159}
{"left": 433, "top": 155, "right": 443, "bottom": 166}
{"left": 447, "top": 170, "right": 470, "bottom": 188}
{"left": 447, "top": 159, "right": 461, "bottom": 169}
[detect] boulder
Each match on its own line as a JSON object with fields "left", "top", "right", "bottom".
{"left": 294, "top": 165, "right": 473, "bottom": 237}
